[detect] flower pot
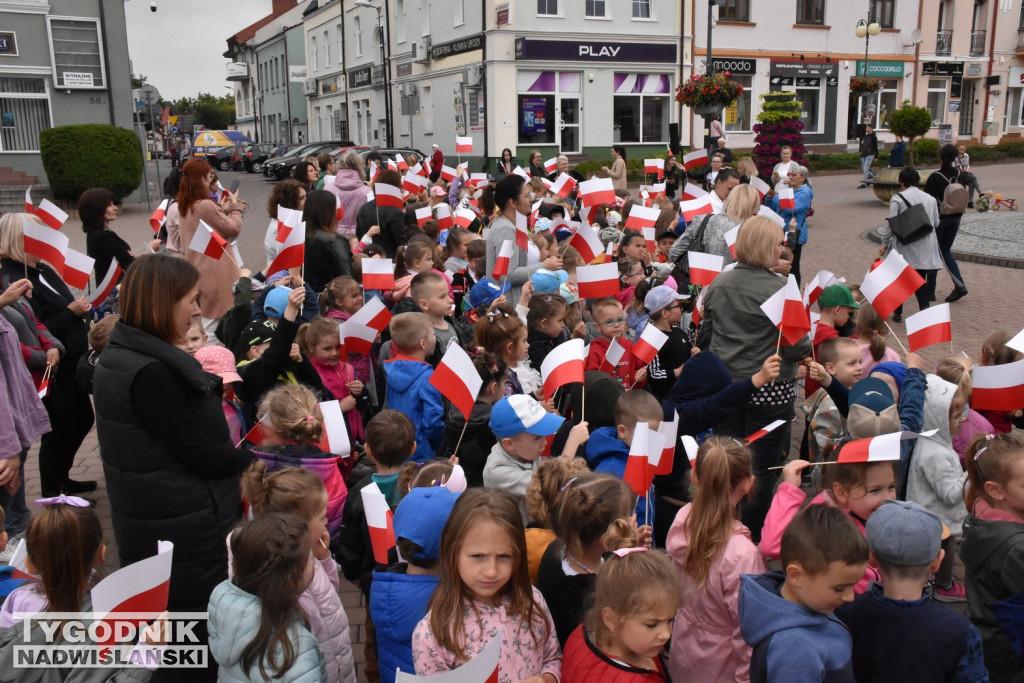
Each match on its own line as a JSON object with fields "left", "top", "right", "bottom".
{"left": 694, "top": 103, "right": 720, "bottom": 117}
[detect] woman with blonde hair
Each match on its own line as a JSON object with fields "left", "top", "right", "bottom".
{"left": 736, "top": 157, "right": 759, "bottom": 184}
{"left": 669, "top": 183, "right": 761, "bottom": 266}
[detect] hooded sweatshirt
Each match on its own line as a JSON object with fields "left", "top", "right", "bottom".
{"left": 370, "top": 565, "right": 440, "bottom": 683}
{"left": 253, "top": 444, "right": 349, "bottom": 541}
{"left": 961, "top": 500, "right": 1024, "bottom": 682}
{"left": 585, "top": 426, "right": 654, "bottom": 525}
{"left": 384, "top": 357, "right": 444, "bottom": 462}
{"left": 739, "top": 572, "right": 855, "bottom": 683}
{"left": 907, "top": 374, "right": 968, "bottom": 534}
{"left": 327, "top": 168, "right": 370, "bottom": 236}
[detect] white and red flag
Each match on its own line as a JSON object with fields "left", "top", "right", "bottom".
{"left": 415, "top": 206, "right": 432, "bottom": 227}
{"left": 350, "top": 296, "right": 392, "bottom": 334}
{"left": 267, "top": 219, "right": 305, "bottom": 275}
{"left": 455, "top": 136, "right": 473, "bottom": 153}
{"left": 369, "top": 161, "right": 381, "bottom": 182}
{"left": 512, "top": 166, "right": 530, "bottom": 180}
{"left": 568, "top": 224, "right": 603, "bottom": 264}
{"left": 421, "top": 157, "right": 432, "bottom": 176}
{"left": 644, "top": 158, "right": 665, "bottom": 179}
{"left": 760, "top": 274, "right": 811, "bottom": 345}
{"left": 778, "top": 187, "right": 796, "bottom": 210}
{"left": 149, "top": 198, "right": 169, "bottom": 233}
{"left": 599, "top": 337, "right": 627, "bottom": 374}
{"left": 639, "top": 189, "right": 652, "bottom": 208}
{"left": 387, "top": 158, "right": 399, "bottom": 173}
{"left": 746, "top": 419, "right": 786, "bottom": 444}
{"left": 362, "top": 258, "right": 396, "bottom": 291}
{"left": 318, "top": 400, "right": 352, "bottom": 457}
{"left": 335, "top": 194, "right": 345, "bottom": 223}
{"left": 276, "top": 206, "right": 302, "bottom": 243}
{"left": 632, "top": 324, "right": 668, "bottom": 366}
{"left": 576, "top": 262, "right": 620, "bottom": 299}
{"left": 654, "top": 413, "right": 679, "bottom": 476}
{"left": 682, "top": 183, "right": 708, "bottom": 201}
{"left": 429, "top": 342, "right": 483, "bottom": 420}
{"left": 724, "top": 225, "right": 739, "bottom": 258}
{"left": 860, "top": 251, "right": 926, "bottom": 320}
{"left": 361, "top": 482, "right": 395, "bottom": 564}
{"left": 579, "top": 177, "right": 615, "bottom": 208}
{"left": 22, "top": 217, "right": 68, "bottom": 272}
{"left": 624, "top": 424, "right": 664, "bottom": 496}
{"left": 395, "top": 631, "right": 501, "bottom": 683}
{"left": 1007, "top": 328, "right": 1024, "bottom": 355}
{"left": 90, "top": 540, "right": 173, "bottom": 645}
{"left": 551, "top": 172, "right": 577, "bottom": 199}
{"left": 408, "top": 162, "right": 425, "bottom": 178}
{"left": 625, "top": 204, "right": 660, "bottom": 233}
{"left": 374, "top": 183, "right": 405, "bottom": 209}
{"left": 544, "top": 157, "right": 558, "bottom": 174}
{"left": 515, "top": 211, "right": 530, "bottom": 249}
{"left": 649, "top": 183, "right": 667, "bottom": 198}
{"left": 341, "top": 298, "right": 393, "bottom": 352}
{"left": 24, "top": 187, "right": 34, "bottom": 213}
{"left": 680, "top": 195, "right": 714, "bottom": 223}
{"left": 35, "top": 199, "right": 68, "bottom": 230}
{"left": 439, "top": 165, "right": 457, "bottom": 182}
{"left": 467, "top": 173, "right": 489, "bottom": 189}
{"left": 682, "top": 148, "right": 709, "bottom": 171}
{"left": 188, "top": 220, "right": 228, "bottom": 260}
{"left": 454, "top": 207, "right": 476, "bottom": 229}
{"left": 758, "top": 205, "right": 786, "bottom": 228}
{"left": 750, "top": 176, "right": 771, "bottom": 200}
{"left": 434, "top": 203, "right": 453, "bottom": 230}
{"left": 492, "top": 239, "right": 514, "bottom": 280}
{"left": 803, "top": 270, "right": 835, "bottom": 308}
{"left": 837, "top": 431, "right": 935, "bottom": 464}
{"left": 87, "top": 262, "right": 122, "bottom": 308}
{"left": 642, "top": 227, "right": 657, "bottom": 254}
{"left": 972, "top": 359, "right": 1024, "bottom": 412}
{"left": 540, "top": 338, "right": 586, "bottom": 399}
{"left": 905, "top": 304, "right": 952, "bottom": 352}
{"left": 62, "top": 249, "right": 95, "bottom": 290}
{"left": 687, "top": 252, "right": 724, "bottom": 286}
{"left": 402, "top": 171, "right": 428, "bottom": 195}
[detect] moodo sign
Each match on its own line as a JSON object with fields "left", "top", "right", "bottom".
{"left": 708, "top": 58, "right": 756, "bottom": 75}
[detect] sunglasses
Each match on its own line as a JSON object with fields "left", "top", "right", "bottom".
{"left": 597, "top": 317, "right": 627, "bottom": 326}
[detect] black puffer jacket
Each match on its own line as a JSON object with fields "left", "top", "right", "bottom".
{"left": 94, "top": 322, "right": 254, "bottom": 612}
{"left": 437, "top": 399, "right": 495, "bottom": 487}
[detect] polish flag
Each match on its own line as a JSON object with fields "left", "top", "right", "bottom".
{"left": 576, "top": 262, "right": 620, "bottom": 299}
{"left": 454, "top": 207, "right": 477, "bottom": 229}
{"left": 599, "top": 337, "right": 627, "bottom": 374}
{"left": 682, "top": 148, "right": 709, "bottom": 170}
{"left": 188, "top": 220, "right": 227, "bottom": 260}
{"left": 778, "top": 187, "right": 796, "bottom": 210}
{"left": 632, "top": 324, "right": 668, "bottom": 366}
{"left": 87, "top": 262, "right": 122, "bottom": 308}
{"left": 35, "top": 199, "right": 68, "bottom": 230}
{"left": 415, "top": 206, "right": 432, "bottom": 227}
{"left": 837, "top": 431, "right": 934, "bottom": 464}
{"left": 62, "top": 249, "right": 95, "bottom": 290}
{"left": 369, "top": 161, "right": 381, "bottom": 182}
{"left": 644, "top": 158, "right": 665, "bottom": 179}
{"left": 680, "top": 195, "right": 714, "bottom": 223}
{"left": 214, "top": 180, "right": 230, "bottom": 202}
{"left": 467, "top": 173, "right": 489, "bottom": 189}
{"left": 421, "top": 157, "right": 432, "bottom": 176}
{"left": 515, "top": 211, "right": 530, "bottom": 250}
{"left": 655, "top": 413, "right": 679, "bottom": 476}
{"left": 724, "top": 225, "right": 739, "bottom": 258}
{"left": 149, "top": 198, "right": 169, "bottom": 233}
{"left": 402, "top": 172, "right": 428, "bottom": 194}
{"left": 395, "top": 156, "right": 409, "bottom": 172}
{"left": 434, "top": 203, "right": 453, "bottom": 230}
{"left": 758, "top": 205, "right": 786, "bottom": 228}
{"left": 802, "top": 270, "right": 835, "bottom": 308}
{"left": 540, "top": 338, "right": 586, "bottom": 398}
{"left": 972, "top": 359, "right": 1024, "bottom": 412}
{"left": 335, "top": 194, "right": 345, "bottom": 223}
{"left": 91, "top": 540, "right": 173, "bottom": 647}
{"left": 361, "top": 482, "right": 396, "bottom": 564}
{"left": 408, "top": 162, "right": 424, "bottom": 178}
{"left": 22, "top": 217, "right": 68, "bottom": 272}
{"left": 276, "top": 206, "right": 302, "bottom": 243}
{"left": 362, "top": 258, "right": 396, "bottom": 291}
{"left": 692, "top": 286, "right": 706, "bottom": 327}
{"left": 544, "top": 157, "right": 558, "bottom": 174}
{"left": 374, "top": 183, "right": 405, "bottom": 209}
{"left": 551, "top": 173, "right": 577, "bottom": 199}
{"left": 642, "top": 227, "right": 657, "bottom": 254}
{"left": 860, "top": 251, "right": 926, "bottom": 320}
{"left": 1007, "top": 328, "right": 1024, "bottom": 355}
{"left": 746, "top": 419, "right": 786, "bottom": 444}
{"left": 649, "top": 183, "right": 667, "bottom": 198}
{"left": 318, "top": 400, "right": 352, "bottom": 457}
{"left": 541, "top": 177, "right": 554, "bottom": 192}
{"left": 528, "top": 200, "right": 543, "bottom": 228}
{"left": 568, "top": 224, "right": 603, "bottom": 263}
{"left": 492, "top": 239, "right": 514, "bottom": 279}
{"left": 578, "top": 177, "right": 615, "bottom": 208}
{"left": 625, "top": 204, "right": 661, "bottom": 232}
{"left": 340, "top": 320, "right": 378, "bottom": 355}
{"left": 624, "top": 424, "right": 663, "bottom": 495}
{"left": 512, "top": 166, "right": 531, "bottom": 180}
{"left": 24, "top": 187, "right": 34, "bottom": 213}
{"left": 455, "top": 163, "right": 468, "bottom": 179}
{"left": 760, "top": 274, "right": 811, "bottom": 345}
{"left": 682, "top": 183, "right": 708, "bottom": 201}
{"left": 599, "top": 240, "right": 615, "bottom": 264}
{"left": 429, "top": 342, "right": 483, "bottom": 420}
{"left": 906, "top": 304, "right": 952, "bottom": 352}
{"left": 350, "top": 296, "right": 392, "bottom": 334}
{"left": 394, "top": 632, "right": 501, "bottom": 683}
{"left": 440, "top": 165, "right": 457, "bottom": 182}
{"left": 455, "top": 136, "right": 473, "bottom": 153}
{"left": 267, "top": 218, "right": 305, "bottom": 275}
{"left": 37, "top": 371, "right": 50, "bottom": 399}
{"left": 688, "top": 252, "right": 724, "bottom": 286}
{"left": 749, "top": 175, "right": 771, "bottom": 199}
{"left": 639, "top": 189, "right": 652, "bottom": 208}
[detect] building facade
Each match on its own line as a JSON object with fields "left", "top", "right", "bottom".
{"left": 303, "top": 0, "right": 347, "bottom": 142}
{"left": 254, "top": 5, "right": 309, "bottom": 146}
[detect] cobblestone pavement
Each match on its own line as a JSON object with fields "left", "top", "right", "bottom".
{"left": 21, "top": 163, "right": 1023, "bottom": 681}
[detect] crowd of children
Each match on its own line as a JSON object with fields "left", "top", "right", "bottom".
{"left": 2, "top": 148, "right": 1023, "bottom": 683}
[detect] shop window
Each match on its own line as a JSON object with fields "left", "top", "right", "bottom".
{"left": 724, "top": 75, "right": 752, "bottom": 131}
{"left": 612, "top": 73, "right": 670, "bottom": 142}
{"left": 518, "top": 94, "right": 555, "bottom": 145}
{"left": 46, "top": 17, "right": 105, "bottom": 89}
{"left": 927, "top": 78, "right": 947, "bottom": 127}
{"left": 633, "top": 0, "right": 652, "bottom": 19}
{"left": 721, "top": 0, "right": 750, "bottom": 22}
{"left": 870, "top": 0, "right": 894, "bottom": 29}
{"left": 537, "top": 0, "right": 558, "bottom": 16}
{"left": 796, "top": 0, "right": 825, "bottom": 25}
{"left": 586, "top": 0, "right": 606, "bottom": 18}
{"left": 781, "top": 79, "right": 821, "bottom": 132}
{"left": 0, "top": 77, "right": 51, "bottom": 152}
{"left": 859, "top": 79, "right": 898, "bottom": 130}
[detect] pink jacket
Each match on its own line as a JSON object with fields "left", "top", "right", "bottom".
{"left": 326, "top": 169, "right": 370, "bottom": 237}
{"left": 858, "top": 342, "right": 900, "bottom": 376}
{"left": 411, "top": 587, "right": 561, "bottom": 682}
{"left": 666, "top": 504, "right": 766, "bottom": 683}
{"left": 760, "top": 483, "right": 879, "bottom": 593}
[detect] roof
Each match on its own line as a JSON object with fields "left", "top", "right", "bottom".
{"left": 224, "top": 0, "right": 299, "bottom": 57}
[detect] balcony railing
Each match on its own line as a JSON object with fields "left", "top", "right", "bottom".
{"left": 970, "top": 29, "right": 987, "bottom": 57}
{"left": 936, "top": 30, "right": 953, "bottom": 55}
{"left": 1017, "top": 28, "right": 1024, "bottom": 52}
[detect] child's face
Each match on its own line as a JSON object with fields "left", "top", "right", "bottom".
{"left": 657, "top": 236, "right": 676, "bottom": 257}
{"left": 786, "top": 560, "right": 865, "bottom": 614}
{"left": 948, "top": 395, "right": 968, "bottom": 437}
{"left": 991, "top": 457, "right": 1024, "bottom": 519}
{"left": 313, "top": 335, "right": 341, "bottom": 366}
{"left": 828, "top": 306, "right": 853, "bottom": 327}
{"left": 604, "top": 603, "right": 677, "bottom": 665}
{"left": 506, "top": 327, "right": 529, "bottom": 363}
{"left": 622, "top": 238, "right": 647, "bottom": 263}
{"left": 659, "top": 302, "right": 684, "bottom": 327}
{"left": 827, "top": 346, "right": 863, "bottom": 389}
{"left": 419, "top": 281, "right": 453, "bottom": 319}
{"left": 538, "top": 311, "right": 565, "bottom": 339}
{"left": 409, "top": 256, "right": 432, "bottom": 274}
{"left": 183, "top": 324, "right": 206, "bottom": 356}
{"left": 502, "top": 431, "right": 548, "bottom": 462}
{"left": 454, "top": 234, "right": 474, "bottom": 260}
{"left": 341, "top": 288, "right": 363, "bottom": 315}
{"left": 457, "top": 519, "right": 515, "bottom": 606}
{"left": 595, "top": 303, "right": 627, "bottom": 341}
{"left": 834, "top": 462, "right": 896, "bottom": 521}
{"left": 773, "top": 257, "right": 793, "bottom": 277}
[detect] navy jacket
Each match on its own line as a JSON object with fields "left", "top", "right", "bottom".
{"left": 369, "top": 566, "right": 440, "bottom": 683}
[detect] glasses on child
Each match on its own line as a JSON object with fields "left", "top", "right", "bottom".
{"left": 598, "top": 317, "right": 627, "bottom": 326}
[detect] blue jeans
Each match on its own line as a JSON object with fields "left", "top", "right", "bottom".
{"left": 0, "top": 449, "right": 29, "bottom": 535}
{"left": 861, "top": 155, "right": 875, "bottom": 182}
{"left": 936, "top": 214, "right": 965, "bottom": 289}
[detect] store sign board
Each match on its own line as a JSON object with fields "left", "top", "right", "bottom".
{"left": 515, "top": 38, "right": 676, "bottom": 63}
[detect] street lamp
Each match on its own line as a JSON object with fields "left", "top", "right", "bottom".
{"left": 354, "top": 0, "right": 393, "bottom": 147}
{"left": 855, "top": 14, "right": 881, "bottom": 79}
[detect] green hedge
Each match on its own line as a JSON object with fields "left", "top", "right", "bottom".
{"left": 913, "top": 138, "right": 940, "bottom": 166}
{"left": 39, "top": 124, "right": 143, "bottom": 202}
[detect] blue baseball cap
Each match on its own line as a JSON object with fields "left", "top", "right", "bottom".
{"left": 530, "top": 269, "right": 569, "bottom": 293}
{"left": 264, "top": 285, "right": 292, "bottom": 318}
{"left": 466, "top": 277, "right": 511, "bottom": 310}
{"left": 489, "top": 394, "right": 565, "bottom": 439}
{"left": 393, "top": 487, "right": 460, "bottom": 561}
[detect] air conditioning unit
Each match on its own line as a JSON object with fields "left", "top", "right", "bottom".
{"left": 413, "top": 37, "right": 431, "bottom": 63}
{"left": 404, "top": 83, "right": 418, "bottom": 96}
{"left": 302, "top": 78, "right": 317, "bottom": 96}
{"left": 465, "top": 64, "right": 482, "bottom": 87}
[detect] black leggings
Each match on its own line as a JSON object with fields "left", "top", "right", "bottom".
{"left": 894, "top": 269, "right": 937, "bottom": 317}
{"left": 38, "top": 372, "right": 94, "bottom": 497}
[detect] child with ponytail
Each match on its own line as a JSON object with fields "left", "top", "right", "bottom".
{"left": 297, "top": 316, "right": 365, "bottom": 443}
{"left": 475, "top": 303, "right": 538, "bottom": 396}
{"left": 525, "top": 455, "right": 592, "bottom": 586}
{"left": 960, "top": 432, "right": 1024, "bottom": 681}
{"left": 852, "top": 301, "right": 900, "bottom": 375}
{"left": 320, "top": 276, "right": 383, "bottom": 417}
{"left": 666, "top": 436, "right": 765, "bottom": 682}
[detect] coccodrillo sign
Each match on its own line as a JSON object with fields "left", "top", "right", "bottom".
{"left": 856, "top": 60, "right": 906, "bottom": 77}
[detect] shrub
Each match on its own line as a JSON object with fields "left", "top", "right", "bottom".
{"left": 805, "top": 153, "right": 862, "bottom": 172}
{"left": 39, "top": 124, "right": 143, "bottom": 202}
{"left": 887, "top": 102, "right": 931, "bottom": 165}
{"left": 912, "top": 138, "right": 940, "bottom": 166}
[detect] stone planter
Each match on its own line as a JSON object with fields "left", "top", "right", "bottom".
{"left": 870, "top": 166, "right": 934, "bottom": 204}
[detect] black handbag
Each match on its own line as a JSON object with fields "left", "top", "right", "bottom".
{"left": 670, "top": 214, "right": 712, "bottom": 292}
{"left": 887, "top": 193, "right": 933, "bottom": 244}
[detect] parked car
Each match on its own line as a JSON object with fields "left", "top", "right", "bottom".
{"left": 211, "top": 144, "right": 249, "bottom": 172}
{"left": 263, "top": 141, "right": 356, "bottom": 180}
{"left": 243, "top": 143, "right": 278, "bottom": 173}
{"left": 261, "top": 143, "right": 323, "bottom": 179}
{"left": 358, "top": 147, "right": 428, "bottom": 165}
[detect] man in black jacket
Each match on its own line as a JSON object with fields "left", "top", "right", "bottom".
{"left": 858, "top": 124, "right": 878, "bottom": 188}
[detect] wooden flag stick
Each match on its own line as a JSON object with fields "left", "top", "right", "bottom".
{"left": 884, "top": 320, "right": 909, "bottom": 354}
{"left": 450, "top": 420, "right": 470, "bottom": 460}
{"left": 772, "top": 328, "right": 783, "bottom": 385}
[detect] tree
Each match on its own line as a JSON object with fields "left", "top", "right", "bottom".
{"left": 40, "top": 125, "right": 143, "bottom": 202}
{"left": 171, "top": 93, "right": 235, "bottom": 129}
{"left": 753, "top": 92, "right": 806, "bottom": 181}
{"left": 887, "top": 101, "right": 932, "bottom": 165}
{"left": 131, "top": 74, "right": 148, "bottom": 89}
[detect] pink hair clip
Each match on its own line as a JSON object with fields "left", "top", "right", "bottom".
{"left": 305, "top": 415, "right": 316, "bottom": 421}
{"left": 35, "top": 494, "right": 90, "bottom": 508}
{"left": 559, "top": 476, "right": 578, "bottom": 492}
{"left": 612, "top": 547, "right": 647, "bottom": 558}
{"left": 974, "top": 434, "right": 997, "bottom": 460}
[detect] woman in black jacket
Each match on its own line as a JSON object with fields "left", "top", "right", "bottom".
{"left": 355, "top": 169, "right": 407, "bottom": 258}
{"left": 80, "top": 187, "right": 133, "bottom": 286}
{"left": 0, "top": 212, "right": 95, "bottom": 498}
{"left": 303, "top": 189, "right": 353, "bottom": 292}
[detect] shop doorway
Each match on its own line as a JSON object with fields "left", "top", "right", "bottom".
{"left": 558, "top": 95, "right": 580, "bottom": 154}
{"left": 959, "top": 81, "right": 976, "bottom": 138}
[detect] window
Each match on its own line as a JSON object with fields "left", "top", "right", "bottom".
{"left": 46, "top": 17, "right": 105, "bottom": 88}
{"left": 870, "top": 0, "right": 894, "bottom": 29}
{"left": 724, "top": 75, "right": 752, "bottom": 131}
{"left": 927, "top": 78, "right": 947, "bottom": 127}
{"left": 323, "top": 30, "right": 330, "bottom": 66}
{"left": 721, "top": 0, "right": 750, "bottom": 21}
{"left": 354, "top": 16, "right": 362, "bottom": 57}
{"left": 421, "top": 0, "right": 430, "bottom": 36}
{"left": 310, "top": 36, "right": 317, "bottom": 71}
{"left": 859, "top": 79, "right": 898, "bottom": 129}
{"left": 336, "top": 24, "right": 343, "bottom": 62}
{"left": 781, "top": 78, "right": 821, "bottom": 132}
{"left": 537, "top": 0, "right": 558, "bottom": 16}
{"left": 0, "top": 77, "right": 51, "bottom": 152}
{"left": 396, "top": 0, "right": 406, "bottom": 42}
{"left": 796, "top": 0, "right": 825, "bottom": 25}
{"left": 454, "top": 0, "right": 464, "bottom": 26}
{"left": 632, "top": 0, "right": 652, "bottom": 18}
{"left": 1005, "top": 87, "right": 1023, "bottom": 129}
{"left": 586, "top": 0, "right": 606, "bottom": 18}
{"left": 422, "top": 84, "right": 433, "bottom": 133}
{"left": 612, "top": 73, "right": 670, "bottom": 142}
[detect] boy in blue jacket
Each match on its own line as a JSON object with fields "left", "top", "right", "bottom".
{"left": 383, "top": 312, "right": 443, "bottom": 462}
{"left": 370, "top": 486, "right": 460, "bottom": 683}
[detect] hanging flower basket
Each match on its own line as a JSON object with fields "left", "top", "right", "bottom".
{"left": 850, "top": 77, "right": 883, "bottom": 96}
{"left": 675, "top": 72, "right": 744, "bottom": 110}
